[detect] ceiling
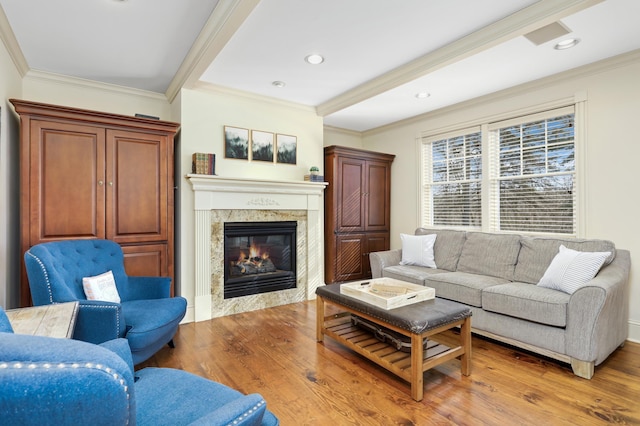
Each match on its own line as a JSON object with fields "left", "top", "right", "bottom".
{"left": 1, "top": 0, "right": 639, "bottom": 132}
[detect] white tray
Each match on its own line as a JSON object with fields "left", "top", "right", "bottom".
{"left": 340, "top": 278, "right": 435, "bottom": 310}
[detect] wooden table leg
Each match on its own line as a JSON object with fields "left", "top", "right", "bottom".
{"left": 410, "top": 332, "right": 424, "bottom": 401}
{"left": 316, "top": 295, "right": 325, "bottom": 342}
{"left": 460, "top": 316, "right": 472, "bottom": 376}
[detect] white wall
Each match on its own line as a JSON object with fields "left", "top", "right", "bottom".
{"left": 323, "top": 126, "right": 363, "bottom": 149}
{"left": 177, "top": 86, "right": 324, "bottom": 321}
{"left": 0, "top": 34, "right": 23, "bottom": 308}
{"left": 361, "top": 51, "right": 640, "bottom": 342}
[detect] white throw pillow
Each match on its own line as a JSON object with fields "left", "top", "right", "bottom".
{"left": 400, "top": 233, "right": 437, "bottom": 268}
{"left": 82, "top": 270, "right": 121, "bottom": 303}
{"left": 537, "top": 245, "right": 611, "bottom": 294}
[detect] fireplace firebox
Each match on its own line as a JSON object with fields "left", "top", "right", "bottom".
{"left": 224, "top": 221, "right": 297, "bottom": 299}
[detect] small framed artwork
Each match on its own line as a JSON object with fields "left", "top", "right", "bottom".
{"left": 224, "top": 126, "right": 249, "bottom": 160}
{"left": 251, "top": 130, "right": 274, "bottom": 162}
{"left": 276, "top": 134, "right": 297, "bottom": 165}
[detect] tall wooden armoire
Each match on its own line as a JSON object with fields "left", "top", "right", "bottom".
{"left": 11, "top": 99, "right": 180, "bottom": 307}
{"left": 324, "top": 145, "right": 395, "bottom": 283}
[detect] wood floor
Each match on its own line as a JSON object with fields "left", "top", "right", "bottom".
{"left": 138, "top": 300, "right": 640, "bottom": 425}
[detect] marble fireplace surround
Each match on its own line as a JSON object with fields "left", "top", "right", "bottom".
{"left": 187, "top": 175, "right": 327, "bottom": 321}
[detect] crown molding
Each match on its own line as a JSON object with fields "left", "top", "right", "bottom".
{"left": 0, "top": 4, "right": 29, "bottom": 76}
{"left": 165, "top": 0, "right": 260, "bottom": 103}
{"left": 191, "top": 81, "right": 317, "bottom": 113}
{"left": 316, "top": 0, "right": 604, "bottom": 117}
{"left": 362, "top": 48, "right": 640, "bottom": 136}
{"left": 24, "top": 70, "right": 168, "bottom": 101}
{"left": 323, "top": 125, "right": 363, "bottom": 138}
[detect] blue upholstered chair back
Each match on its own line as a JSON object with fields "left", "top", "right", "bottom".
{"left": 25, "top": 239, "right": 130, "bottom": 305}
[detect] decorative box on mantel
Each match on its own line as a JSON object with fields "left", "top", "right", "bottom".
{"left": 186, "top": 174, "right": 328, "bottom": 321}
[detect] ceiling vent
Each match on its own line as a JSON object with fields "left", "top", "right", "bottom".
{"left": 524, "top": 21, "right": 571, "bottom": 46}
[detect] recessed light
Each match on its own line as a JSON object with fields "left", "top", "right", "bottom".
{"left": 415, "top": 92, "right": 430, "bottom": 99}
{"left": 554, "top": 38, "right": 580, "bottom": 50}
{"left": 304, "top": 54, "right": 324, "bottom": 65}
{"left": 272, "top": 81, "right": 286, "bottom": 88}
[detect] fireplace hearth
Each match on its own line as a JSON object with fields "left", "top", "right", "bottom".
{"left": 224, "top": 221, "right": 297, "bottom": 298}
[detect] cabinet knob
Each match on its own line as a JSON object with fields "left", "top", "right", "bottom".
{"left": 98, "top": 180, "right": 104, "bottom": 186}
{"left": 109, "top": 181, "right": 113, "bottom": 186}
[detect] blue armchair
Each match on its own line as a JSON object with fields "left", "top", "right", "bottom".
{"left": 0, "top": 307, "right": 279, "bottom": 425}
{"left": 24, "top": 239, "right": 187, "bottom": 364}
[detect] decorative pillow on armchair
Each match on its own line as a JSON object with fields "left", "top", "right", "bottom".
{"left": 537, "top": 245, "right": 611, "bottom": 294}
{"left": 400, "top": 233, "right": 437, "bottom": 268}
{"left": 83, "top": 270, "right": 121, "bottom": 303}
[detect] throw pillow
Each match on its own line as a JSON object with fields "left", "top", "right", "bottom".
{"left": 400, "top": 233, "right": 437, "bottom": 268}
{"left": 82, "top": 270, "right": 121, "bottom": 303}
{"left": 537, "top": 245, "right": 611, "bottom": 294}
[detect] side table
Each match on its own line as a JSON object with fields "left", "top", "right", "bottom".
{"left": 5, "top": 302, "right": 79, "bottom": 339}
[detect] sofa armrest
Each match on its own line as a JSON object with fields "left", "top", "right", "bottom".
{"left": 369, "top": 249, "right": 402, "bottom": 278}
{"left": 73, "top": 300, "right": 126, "bottom": 344}
{"left": 565, "top": 249, "right": 630, "bottom": 364}
{"left": 126, "top": 276, "right": 172, "bottom": 300}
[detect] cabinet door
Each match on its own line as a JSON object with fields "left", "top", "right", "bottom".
{"left": 364, "top": 233, "right": 390, "bottom": 277}
{"left": 28, "top": 120, "right": 106, "bottom": 245}
{"left": 364, "top": 160, "right": 391, "bottom": 232}
{"left": 106, "top": 129, "right": 168, "bottom": 244}
{"left": 334, "top": 234, "right": 367, "bottom": 282}
{"left": 122, "top": 243, "right": 168, "bottom": 278}
{"left": 336, "top": 156, "right": 365, "bottom": 232}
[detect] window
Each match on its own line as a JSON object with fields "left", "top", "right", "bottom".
{"left": 489, "top": 107, "right": 575, "bottom": 234}
{"left": 422, "top": 128, "right": 482, "bottom": 228}
{"left": 421, "top": 105, "right": 577, "bottom": 236}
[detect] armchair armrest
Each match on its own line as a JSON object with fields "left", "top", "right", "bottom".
{"left": 188, "top": 393, "right": 267, "bottom": 426}
{"left": 126, "top": 276, "right": 172, "bottom": 300}
{"left": 369, "top": 249, "right": 402, "bottom": 278}
{"left": 99, "top": 338, "right": 134, "bottom": 375}
{"left": 0, "top": 333, "right": 135, "bottom": 426}
{"left": 73, "top": 300, "right": 126, "bottom": 344}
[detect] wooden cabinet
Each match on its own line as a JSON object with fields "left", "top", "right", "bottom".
{"left": 11, "top": 99, "right": 179, "bottom": 307}
{"left": 324, "top": 146, "right": 395, "bottom": 283}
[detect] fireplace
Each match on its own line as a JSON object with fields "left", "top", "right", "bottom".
{"left": 224, "top": 221, "right": 297, "bottom": 298}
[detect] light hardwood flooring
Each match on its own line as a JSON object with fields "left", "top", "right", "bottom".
{"left": 138, "top": 300, "right": 640, "bottom": 425}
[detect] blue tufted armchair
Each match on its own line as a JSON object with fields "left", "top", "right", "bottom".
{"left": 0, "top": 307, "right": 279, "bottom": 425}
{"left": 24, "top": 239, "right": 187, "bottom": 364}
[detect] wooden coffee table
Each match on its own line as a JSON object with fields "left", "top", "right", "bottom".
{"left": 316, "top": 283, "right": 471, "bottom": 401}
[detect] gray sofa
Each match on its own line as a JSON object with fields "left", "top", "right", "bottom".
{"left": 369, "top": 228, "right": 631, "bottom": 379}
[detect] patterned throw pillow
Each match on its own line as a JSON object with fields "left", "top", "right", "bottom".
{"left": 537, "top": 245, "right": 611, "bottom": 294}
{"left": 82, "top": 270, "right": 121, "bottom": 303}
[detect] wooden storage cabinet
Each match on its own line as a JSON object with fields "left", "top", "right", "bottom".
{"left": 11, "top": 99, "right": 180, "bottom": 306}
{"left": 324, "top": 146, "right": 394, "bottom": 283}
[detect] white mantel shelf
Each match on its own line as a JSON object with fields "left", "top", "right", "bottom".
{"left": 186, "top": 174, "right": 327, "bottom": 321}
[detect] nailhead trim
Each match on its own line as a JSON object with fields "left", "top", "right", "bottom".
{"left": 227, "top": 399, "right": 266, "bottom": 426}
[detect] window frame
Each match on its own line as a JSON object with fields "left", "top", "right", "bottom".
{"left": 419, "top": 102, "right": 584, "bottom": 237}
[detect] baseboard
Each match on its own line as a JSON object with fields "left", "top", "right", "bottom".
{"left": 628, "top": 319, "right": 640, "bottom": 343}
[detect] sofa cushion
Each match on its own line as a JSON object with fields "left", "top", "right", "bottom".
{"left": 399, "top": 233, "right": 436, "bottom": 268}
{"left": 382, "top": 265, "right": 446, "bottom": 285}
{"left": 514, "top": 236, "right": 616, "bottom": 284}
{"left": 482, "top": 282, "right": 570, "bottom": 327}
{"left": 414, "top": 228, "right": 466, "bottom": 272}
{"left": 424, "top": 272, "right": 509, "bottom": 307}
{"left": 456, "top": 232, "right": 521, "bottom": 280}
{"left": 537, "top": 245, "right": 611, "bottom": 294}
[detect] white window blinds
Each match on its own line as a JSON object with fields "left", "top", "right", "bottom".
{"left": 488, "top": 106, "right": 576, "bottom": 235}
{"left": 422, "top": 128, "right": 482, "bottom": 228}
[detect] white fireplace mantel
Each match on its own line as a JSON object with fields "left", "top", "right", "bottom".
{"left": 187, "top": 175, "right": 327, "bottom": 321}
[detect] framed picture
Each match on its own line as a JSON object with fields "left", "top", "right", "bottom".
{"left": 251, "top": 130, "right": 274, "bottom": 162}
{"left": 276, "top": 134, "right": 297, "bottom": 165}
{"left": 224, "top": 126, "right": 249, "bottom": 160}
